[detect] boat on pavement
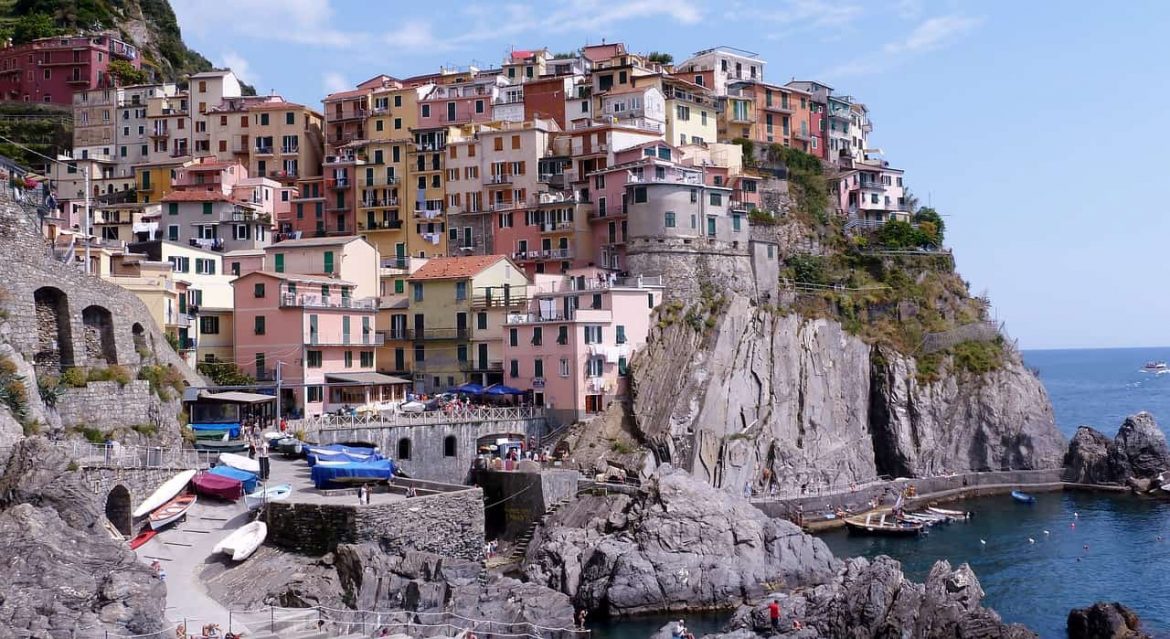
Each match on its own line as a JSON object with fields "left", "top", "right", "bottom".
{"left": 844, "top": 512, "right": 924, "bottom": 537}
{"left": 149, "top": 493, "right": 197, "bottom": 530}
{"left": 132, "top": 470, "right": 197, "bottom": 518}
{"left": 219, "top": 452, "right": 261, "bottom": 474}
{"left": 1011, "top": 490, "right": 1036, "bottom": 504}
{"left": 213, "top": 521, "right": 267, "bottom": 561}
{"left": 128, "top": 526, "right": 157, "bottom": 550}
{"left": 244, "top": 484, "right": 292, "bottom": 510}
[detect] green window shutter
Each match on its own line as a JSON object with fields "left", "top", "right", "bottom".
{"left": 202, "top": 202, "right": 212, "bottom": 215}
{"left": 168, "top": 202, "right": 178, "bottom": 215}
{"left": 342, "top": 316, "right": 351, "bottom": 344}
{"left": 394, "top": 279, "right": 404, "bottom": 294}
{"left": 323, "top": 251, "right": 334, "bottom": 274}
{"left": 286, "top": 112, "right": 295, "bottom": 125}
{"left": 274, "top": 254, "right": 284, "bottom": 273}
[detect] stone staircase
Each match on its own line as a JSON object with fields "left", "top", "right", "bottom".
{"left": 508, "top": 495, "right": 573, "bottom": 562}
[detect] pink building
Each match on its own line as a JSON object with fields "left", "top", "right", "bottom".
{"left": 232, "top": 270, "right": 402, "bottom": 417}
{"left": 0, "top": 32, "right": 140, "bottom": 105}
{"left": 416, "top": 75, "right": 508, "bottom": 129}
{"left": 162, "top": 158, "right": 280, "bottom": 251}
{"left": 501, "top": 267, "right": 663, "bottom": 424}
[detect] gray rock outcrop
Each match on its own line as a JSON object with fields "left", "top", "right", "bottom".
{"left": 1063, "top": 413, "right": 1170, "bottom": 485}
{"left": 1067, "top": 602, "right": 1150, "bottom": 639}
{"left": 0, "top": 438, "right": 165, "bottom": 637}
{"left": 524, "top": 466, "right": 839, "bottom": 615}
{"left": 631, "top": 296, "right": 1066, "bottom": 495}
{"left": 705, "top": 557, "right": 1036, "bottom": 639}
{"left": 204, "top": 544, "right": 575, "bottom": 631}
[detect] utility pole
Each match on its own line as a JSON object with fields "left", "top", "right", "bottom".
{"left": 274, "top": 360, "right": 283, "bottom": 422}
{"left": 83, "top": 165, "right": 91, "bottom": 274}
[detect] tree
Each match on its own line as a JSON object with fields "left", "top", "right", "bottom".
{"left": 197, "top": 360, "right": 255, "bottom": 387}
{"left": 646, "top": 51, "right": 674, "bottom": 65}
{"left": 913, "top": 207, "right": 945, "bottom": 245}
{"left": 876, "top": 220, "right": 920, "bottom": 249}
{"left": 12, "top": 13, "right": 61, "bottom": 44}
{"left": 107, "top": 59, "right": 148, "bottom": 85}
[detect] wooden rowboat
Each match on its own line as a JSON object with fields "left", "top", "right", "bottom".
{"left": 149, "top": 493, "right": 196, "bottom": 530}
{"left": 844, "top": 512, "right": 924, "bottom": 537}
{"left": 133, "top": 470, "right": 197, "bottom": 518}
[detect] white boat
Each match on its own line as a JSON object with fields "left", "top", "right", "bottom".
{"left": 149, "top": 493, "right": 197, "bottom": 530}
{"left": 1143, "top": 361, "right": 1167, "bottom": 372}
{"left": 133, "top": 470, "right": 197, "bottom": 518}
{"left": 927, "top": 506, "right": 971, "bottom": 519}
{"left": 244, "top": 484, "right": 292, "bottom": 510}
{"left": 218, "top": 452, "right": 260, "bottom": 474}
{"left": 212, "top": 521, "right": 267, "bottom": 561}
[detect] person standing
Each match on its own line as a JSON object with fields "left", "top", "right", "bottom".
{"left": 357, "top": 484, "right": 366, "bottom": 505}
{"left": 768, "top": 599, "right": 781, "bottom": 630}
{"left": 258, "top": 440, "right": 270, "bottom": 480}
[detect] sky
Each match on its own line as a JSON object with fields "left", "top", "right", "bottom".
{"left": 169, "top": 0, "right": 1170, "bottom": 350}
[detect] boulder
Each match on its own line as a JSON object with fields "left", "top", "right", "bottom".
{"left": 1067, "top": 602, "right": 1150, "bottom": 639}
{"left": 706, "top": 557, "right": 1036, "bottom": 639}
{"left": 1112, "top": 413, "right": 1170, "bottom": 480}
{"left": 525, "top": 465, "right": 839, "bottom": 615}
{"left": 1064, "top": 427, "right": 1118, "bottom": 484}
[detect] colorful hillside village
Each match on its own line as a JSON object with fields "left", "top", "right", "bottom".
{"left": 16, "top": 38, "right": 911, "bottom": 424}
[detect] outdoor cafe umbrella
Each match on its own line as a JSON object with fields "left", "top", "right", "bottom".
{"left": 483, "top": 384, "right": 525, "bottom": 396}
{"left": 451, "top": 382, "right": 486, "bottom": 395}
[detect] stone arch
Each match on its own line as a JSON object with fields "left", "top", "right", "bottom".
{"left": 131, "top": 322, "right": 149, "bottom": 360}
{"left": 105, "top": 484, "right": 132, "bottom": 536}
{"left": 82, "top": 305, "right": 118, "bottom": 365}
{"left": 397, "top": 437, "right": 412, "bottom": 461}
{"left": 443, "top": 435, "right": 457, "bottom": 458}
{"left": 33, "top": 286, "right": 75, "bottom": 373}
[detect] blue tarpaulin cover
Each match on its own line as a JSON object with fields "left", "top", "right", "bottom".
{"left": 310, "top": 459, "right": 396, "bottom": 489}
{"left": 191, "top": 422, "right": 241, "bottom": 438}
{"left": 209, "top": 464, "right": 258, "bottom": 492}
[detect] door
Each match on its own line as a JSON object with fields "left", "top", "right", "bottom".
{"left": 456, "top": 313, "right": 467, "bottom": 338}
{"left": 478, "top": 343, "right": 488, "bottom": 369}
{"left": 413, "top": 313, "right": 424, "bottom": 340}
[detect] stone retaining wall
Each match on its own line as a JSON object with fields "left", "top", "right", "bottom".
{"left": 54, "top": 380, "right": 178, "bottom": 433}
{"left": 476, "top": 469, "right": 578, "bottom": 540}
{"left": 266, "top": 488, "right": 485, "bottom": 560}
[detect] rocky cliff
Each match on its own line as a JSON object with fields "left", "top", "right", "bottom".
{"left": 1063, "top": 412, "right": 1170, "bottom": 486}
{"left": 629, "top": 295, "right": 1065, "bottom": 494}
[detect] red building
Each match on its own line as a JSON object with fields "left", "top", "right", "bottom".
{"left": 0, "top": 32, "right": 140, "bottom": 105}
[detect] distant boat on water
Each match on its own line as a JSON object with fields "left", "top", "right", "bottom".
{"left": 1142, "top": 361, "right": 1167, "bottom": 372}
{"left": 1011, "top": 490, "right": 1036, "bottom": 504}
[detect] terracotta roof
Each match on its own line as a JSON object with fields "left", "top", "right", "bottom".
{"left": 160, "top": 190, "right": 231, "bottom": 203}
{"left": 323, "top": 87, "right": 368, "bottom": 101}
{"left": 509, "top": 49, "right": 535, "bottom": 62}
{"left": 267, "top": 236, "right": 362, "bottom": 249}
{"left": 408, "top": 255, "right": 508, "bottom": 281}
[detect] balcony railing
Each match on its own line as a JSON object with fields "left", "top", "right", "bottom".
{"left": 279, "top": 293, "right": 377, "bottom": 310}
{"left": 512, "top": 248, "right": 573, "bottom": 262}
{"left": 359, "top": 176, "right": 401, "bottom": 187}
{"left": 307, "top": 333, "right": 385, "bottom": 346}
{"left": 325, "top": 177, "right": 350, "bottom": 189}
{"left": 380, "top": 256, "right": 411, "bottom": 271}
{"left": 857, "top": 181, "right": 886, "bottom": 191}
{"left": 363, "top": 219, "right": 403, "bottom": 231}
{"left": 541, "top": 221, "right": 575, "bottom": 233}
{"left": 486, "top": 174, "right": 513, "bottom": 185}
{"left": 254, "top": 146, "right": 273, "bottom": 155}
{"left": 471, "top": 294, "right": 528, "bottom": 309}
{"left": 460, "top": 360, "right": 504, "bottom": 372}
{"left": 413, "top": 207, "right": 443, "bottom": 219}
{"left": 281, "top": 146, "right": 300, "bottom": 154}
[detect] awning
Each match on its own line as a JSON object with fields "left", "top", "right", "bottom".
{"left": 325, "top": 372, "right": 412, "bottom": 385}
{"left": 200, "top": 391, "right": 276, "bottom": 404}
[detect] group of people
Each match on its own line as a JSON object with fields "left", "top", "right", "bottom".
{"left": 174, "top": 623, "right": 242, "bottom": 639}
{"left": 483, "top": 539, "right": 501, "bottom": 558}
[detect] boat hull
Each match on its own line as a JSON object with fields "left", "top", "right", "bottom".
{"left": 243, "top": 484, "right": 292, "bottom": 510}
{"left": 1011, "top": 491, "right": 1036, "bottom": 504}
{"left": 219, "top": 452, "right": 261, "bottom": 474}
{"left": 133, "top": 470, "right": 197, "bottom": 518}
{"left": 844, "top": 519, "right": 923, "bottom": 536}
{"left": 213, "top": 521, "right": 267, "bottom": 561}
{"left": 149, "top": 494, "right": 196, "bottom": 530}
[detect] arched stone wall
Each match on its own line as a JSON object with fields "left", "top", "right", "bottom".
{"left": 82, "top": 305, "right": 118, "bottom": 365}
{"left": 397, "top": 437, "right": 412, "bottom": 460}
{"left": 33, "top": 286, "right": 74, "bottom": 373}
{"left": 105, "top": 484, "right": 132, "bottom": 536}
{"left": 131, "top": 322, "right": 148, "bottom": 362}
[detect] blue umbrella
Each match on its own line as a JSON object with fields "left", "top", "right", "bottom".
{"left": 452, "top": 382, "right": 485, "bottom": 395}
{"left": 483, "top": 384, "right": 525, "bottom": 396}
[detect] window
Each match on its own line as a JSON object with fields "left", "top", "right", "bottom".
{"left": 397, "top": 438, "right": 412, "bottom": 460}
{"left": 701, "top": 111, "right": 708, "bottom": 126}
{"left": 421, "top": 104, "right": 430, "bottom": 118}
{"left": 709, "top": 192, "right": 723, "bottom": 206}
{"left": 633, "top": 187, "right": 647, "bottom": 203}
{"left": 509, "top": 359, "right": 519, "bottom": 378}
{"left": 584, "top": 325, "right": 603, "bottom": 344}
{"left": 557, "top": 325, "right": 569, "bottom": 345}
{"left": 443, "top": 435, "right": 457, "bottom": 457}
{"left": 619, "top": 356, "right": 629, "bottom": 376}
{"left": 274, "top": 253, "right": 284, "bottom": 273}
{"left": 457, "top": 344, "right": 468, "bottom": 362}
{"left": 591, "top": 294, "right": 602, "bottom": 309}
{"left": 477, "top": 312, "right": 487, "bottom": 330}
{"left": 344, "top": 351, "right": 353, "bottom": 367}
{"left": 286, "top": 111, "right": 295, "bottom": 125}
{"left": 532, "top": 326, "right": 543, "bottom": 346}
{"left": 412, "top": 282, "right": 423, "bottom": 301}
{"left": 664, "top": 211, "right": 676, "bottom": 228}
{"left": 253, "top": 315, "right": 266, "bottom": 335}
{"left": 395, "top": 279, "right": 405, "bottom": 294}
{"left": 375, "top": 119, "right": 384, "bottom": 132}
{"left": 534, "top": 358, "right": 544, "bottom": 378}
{"left": 323, "top": 250, "right": 334, "bottom": 274}
{"left": 455, "top": 281, "right": 467, "bottom": 301}
{"left": 307, "top": 350, "right": 322, "bottom": 368}
{"left": 509, "top": 328, "right": 518, "bottom": 347}
{"left": 307, "top": 385, "right": 323, "bottom": 403}
{"left": 414, "top": 345, "right": 425, "bottom": 363}
{"left": 676, "top": 105, "right": 690, "bottom": 121}
{"left": 586, "top": 357, "right": 604, "bottom": 377}
{"left": 200, "top": 316, "right": 220, "bottom": 334}
{"left": 255, "top": 353, "right": 266, "bottom": 376}
{"left": 616, "top": 325, "right": 627, "bottom": 344}
{"left": 202, "top": 202, "right": 213, "bottom": 215}
{"left": 361, "top": 351, "right": 374, "bottom": 367}
{"left": 732, "top": 214, "right": 742, "bottom": 232}
{"left": 253, "top": 282, "right": 266, "bottom": 298}
{"left": 476, "top": 100, "right": 484, "bottom": 114}
{"left": 559, "top": 358, "right": 570, "bottom": 377}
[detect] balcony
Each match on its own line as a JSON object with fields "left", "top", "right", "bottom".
{"left": 762, "top": 102, "right": 794, "bottom": 114}
{"left": 471, "top": 294, "right": 528, "bottom": 309}
{"left": 858, "top": 181, "right": 886, "bottom": 191}
{"left": 325, "top": 154, "right": 364, "bottom": 166}
{"left": 728, "top": 199, "right": 748, "bottom": 211}
{"left": 279, "top": 293, "right": 377, "bottom": 310}
{"left": 461, "top": 360, "right": 504, "bottom": 372}
{"left": 626, "top": 172, "right": 704, "bottom": 186}
{"left": 254, "top": 146, "right": 273, "bottom": 156}
{"left": 331, "top": 108, "right": 368, "bottom": 122}
{"left": 413, "top": 207, "right": 443, "bottom": 220}
{"left": 148, "top": 127, "right": 169, "bottom": 138}
{"left": 307, "top": 333, "right": 386, "bottom": 347}
{"left": 513, "top": 248, "right": 573, "bottom": 262}
{"left": 359, "top": 175, "right": 401, "bottom": 187}
{"left": 486, "top": 174, "right": 513, "bottom": 186}
{"left": 410, "top": 328, "right": 470, "bottom": 341}
{"left": 359, "top": 197, "right": 398, "bottom": 209}
{"left": 363, "top": 219, "right": 403, "bottom": 232}
{"left": 325, "top": 177, "right": 351, "bottom": 189}
{"left": 281, "top": 146, "right": 300, "bottom": 154}
{"left": 540, "top": 221, "right": 575, "bottom": 234}
{"left": 505, "top": 310, "right": 573, "bottom": 324}
{"left": 379, "top": 256, "right": 411, "bottom": 272}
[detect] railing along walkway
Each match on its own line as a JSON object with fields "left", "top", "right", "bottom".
{"left": 297, "top": 406, "right": 545, "bottom": 431}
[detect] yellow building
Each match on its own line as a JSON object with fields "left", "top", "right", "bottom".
{"left": 103, "top": 253, "right": 196, "bottom": 365}
{"left": 207, "top": 97, "right": 325, "bottom": 188}
{"left": 662, "top": 77, "right": 718, "bottom": 146}
{"left": 389, "top": 255, "right": 529, "bottom": 392}
{"left": 358, "top": 83, "right": 429, "bottom": 264}
{"left": 135, "top": 159, "right": 188, "bottom": 204}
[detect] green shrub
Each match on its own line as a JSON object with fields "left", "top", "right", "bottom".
{"left": 610, "top": 440, "right": 634, "bottom": 454}
{"left": 916, "top": 352, "right": 944, "bottom": 384}
{"left": 131, "top": 423, "right": 158, "bottom": 436}
{"left": 749, "top": 209, "right": 777, "bottom": 225}
{"left": 21, "top": 420, "right": 40, "bottom": 436}
{"left": 61, "top": 367, "right": 88, "bottom": 388}
{"left": 87, "top": 365, "right": 132, "bottom": 386}
{"left": 138, "top": 364, "right": 186, "bottom": 400}
{"left": 74, "top": 425, "right": 106, "bottom": 444}
{"left": 952, "top": 339, "right": 1005, "bottom": 375}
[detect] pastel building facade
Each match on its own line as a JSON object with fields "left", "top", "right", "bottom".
{"left": 0, "top": 32, "right": 140, "bottom": 105}
{"left": 502, "top": 267, "right": 662, "bottom": 423}
{"left": 265, "top": 235, "right": 379, "bottom": 299}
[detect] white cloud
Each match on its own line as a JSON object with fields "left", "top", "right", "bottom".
{"left": 821, "top": 14, "right": 984, "bottom": 78}
{"left": 883, "top": 15, "right": 983, "bottom": 55}
{"left": 322, "top": 72, "right": 348, "bottom": 95}
{"left": 171, "top": 0, "right": 365, "bottom": 48}
{"left": 222, "top": 51, "right": 257, "bottom": 87}
{"left": 761, "top": 0, "right": 864, "bottom": 31}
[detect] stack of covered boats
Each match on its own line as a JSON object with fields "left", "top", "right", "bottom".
{"left": 306, "top": 443, "right": 396, "bottom": 489}
{"left": 191, "top": 453, "right": 291, "bottom": 508}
